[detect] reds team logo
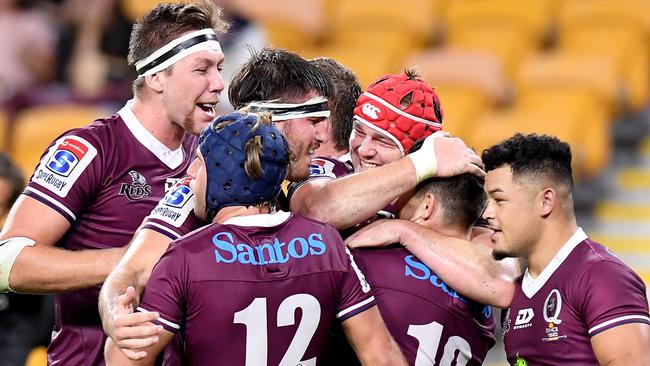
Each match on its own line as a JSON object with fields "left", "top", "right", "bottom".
{"left": 119, "top": 170, "right": 152, "bottom": 201}
{"left": 362, "top": 102, "right": 381, "bottom": 120}
{"left": 46, "top": 138, "right": 89, "bottom": 177}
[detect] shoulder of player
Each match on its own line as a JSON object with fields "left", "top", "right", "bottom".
{"left": 173, "top": 222, "right": 217, "bottom": 244}
{"left": 571, "top": 238, "right": 633, "bottom": 274}
{"left": 553, "top": 240, "right": 645, "bottom": 301}
{"left": 350, "top": 245, "right": 409, "bottom": 262}
{"left": 56, "top": 116, "right": 119, "bottom": 152}
{"left": 289, "top": 213, "right": 342, "bottom": 235}
{"left": 347, "top": 248, "right": 416, "bottom": 292}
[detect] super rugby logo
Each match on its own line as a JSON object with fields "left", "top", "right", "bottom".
{"left": 46, "top": 138, "right": 88, "bottom": 177}
{"left": 33, "top": 135, "right": 97, "bottom": 198}
{"left": 149, "top": 177, "right": 194, "bottom": 227}
{"left": 309, "top": 160, "right": 327, "bottom": 175}
{"left": 119, "top": 170, "right": 152, "bottom": 201}
{"left": 361, "top": 102, "right": 381, "bottom": 120}
{"left": 164, "top": 178, "right": 193, "bottom": 208}
{"left": 308, "top": 158, "right": 336, "bottom": 178}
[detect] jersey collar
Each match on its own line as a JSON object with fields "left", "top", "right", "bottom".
{"left": 521, "top": 227, "right": 588, "bottom": 298}
{"left": 222, "top": 211, "right": 292, "bottom": 227}
{"left": 118, "top": 100, "right": 184, "bottom": 169}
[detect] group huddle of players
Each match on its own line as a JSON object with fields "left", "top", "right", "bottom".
{"left": 0, "top": 1, "right": 648, "bottom": 365}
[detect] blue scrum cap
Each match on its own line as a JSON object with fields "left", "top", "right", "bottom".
{"left": 199, "top": 112, "right": 290, "bottom": 220}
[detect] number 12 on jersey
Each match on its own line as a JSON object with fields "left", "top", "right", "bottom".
{"left": 234, "top": 294, "right": 321, "bottom": 366}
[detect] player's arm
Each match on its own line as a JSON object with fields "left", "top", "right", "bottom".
{"left": 591, "top": 323, "right": 650, "bottom": 365}
{"left": 291, "top": 133, "right": 485, "bottom": 230}
{"left": 1, "top": 195, "right": 126, "bottom": 293}
{"left": 105, "top": 329, "right": 173, "bottom": 366}
{"left": 99, "top": 228, "right": 173, "bottom": 356}
{"left": 341, "top": 306, "right": 407, "bottom": 366}
{"left": 346, "top": 219, "right": 520, "bottom": 308}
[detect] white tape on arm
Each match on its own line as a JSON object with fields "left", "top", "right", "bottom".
{"left": 407, "top": 132, "right": 441, "bottom": 182}
{"left": 0, "top": 237, "right": 36, "bottom": 292}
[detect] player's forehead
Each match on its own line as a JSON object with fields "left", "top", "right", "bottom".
{"left": 180, "top": 49, "right": 225, "bottom": 68}
{"left": 354, "top": 121, "right": 399, "bottom": 146}
{"left": 285, "top": 90, "right": 322, "bottom": 103}
{"left": 486, "top": 165, "right": 534, "bottom": 197}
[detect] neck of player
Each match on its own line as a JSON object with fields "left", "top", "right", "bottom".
{"left": 131, "top": 96, "right": 186, "bottom": 150}
{"left": 527, "top": 216, "right": 578, "bottom": 278}
{"left": 214, "top": 205, "right": 273, "bottom": 224}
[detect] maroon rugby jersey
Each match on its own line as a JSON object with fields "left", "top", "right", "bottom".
{"left": 286, "top": 155, "right": 354, "bottom": 199}
{"left": 354, "top": 246, "right": 496, "bottom": 365}
{"left": 138, "top": 212, "right": 375, "bottom": 366}
{"left": 24, "top": 101, "right": 197, "bottom": 365}
{"left": 503, "top": 229, "right": 650, "bottom": 365}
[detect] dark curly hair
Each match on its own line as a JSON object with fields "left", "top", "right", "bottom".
{"left": 482, "top": 133, "right": 574, "bottom": 190}
{"left": 229, "top": 48, "right": 333, "bottom": 109}
{"left": 415, "top": 173, "right": 486, "bottom": 231}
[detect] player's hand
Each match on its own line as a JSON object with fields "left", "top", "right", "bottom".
{"left": 345, "top": 219, "right": 403, "bottom": 248}
{"left": 408, "top": 132, "right": 485, "bottom": 182}
{"left": 110, "top": 286, "right": 161, "bottom": 360}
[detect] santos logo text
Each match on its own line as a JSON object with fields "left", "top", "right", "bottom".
{"left": 212, "top": 231, "right": 326, "bottom": 265}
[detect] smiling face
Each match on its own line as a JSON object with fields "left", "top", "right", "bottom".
{"left": 160, "top": 48, "right": 225, "bottom": 136}
{"left": 483, "top": 165, "right": 542, "bottom": 260}
{"left": 349, "top": 120, "right": 403, "bottom": 172}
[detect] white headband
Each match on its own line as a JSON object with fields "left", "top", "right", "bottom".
{"left": 135, "top": 29, "right": 222, "bottom": 77}
{"left": 247, "top": 97, "right": 330, "bottom": 122}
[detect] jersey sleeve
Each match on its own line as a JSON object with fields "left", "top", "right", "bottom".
{"left": 286, "top": 157, "right": 351, "bottom": 201}
{"left": 577, "top": 260, "right": 650, "bottom": 337}
{"left": 336, "top": 246, "right": 376, "bottom": 322}
{"left": 23, "top": 131, "right": 103, "bottom": 224}
{"left": 137, "top": 242, "right": 189, "bottom": 333}
{"left": 142, "top": 177, "right": 202, "bottom": 240}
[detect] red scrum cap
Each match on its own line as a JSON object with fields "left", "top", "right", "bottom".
{"left": 353, "top": 70, "right": 443, "bottom": 155}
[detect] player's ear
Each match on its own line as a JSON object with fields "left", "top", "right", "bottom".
{"left": 419, "top": 192, "right": 437, "bottom": 221}
{"left": 539, "top": 187, "right": 556, "bottom": 217}
{"left": 144, "top": 72, "right": 165, "bottom": 93}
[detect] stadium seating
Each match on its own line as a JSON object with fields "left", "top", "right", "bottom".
{"left": 558, "top": 0, "right": 650, "bottom": 35}
{"left": 516, "top": 52, "right": 620, "bottom": 116}
{"left": 230, "top": 0, "right": 331, "bottom": 52}
{"left": 443, "top": 0, "right": 554, "bottom": 42}
{"left": 0, "top": 109, "right": 7, "bottom": 152}
{"left": 25, "top": 346, "right": 47, "bottom": 366}
{"left": 405, "top": 48, "right": 510, "bottom": 105}
{"left": 303, "top": 0, "right": 438, "bottom": 86}
{"left": 9, "top": 104, "right": 108, "bottom": 179}
{"left": 466, "top": 89, "right": 610, "bottom": 179}
{"left": 120, "top": 0, "right": 168, "bottom": 22}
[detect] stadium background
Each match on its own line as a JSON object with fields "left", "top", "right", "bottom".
{"left": 1, "top": 0, "right": 649, "bottom": 365}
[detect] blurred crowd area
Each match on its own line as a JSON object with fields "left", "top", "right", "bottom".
{"left": 1, "top": 0, "right": 650, "bottom": 188}
{"left": 0, "top": 1, "right": 649, "bottom": 365}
